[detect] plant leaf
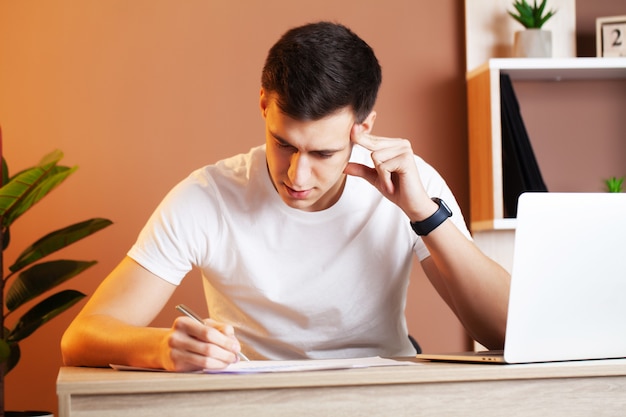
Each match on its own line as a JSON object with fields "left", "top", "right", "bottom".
{"left": 10, "top": 218, "right": 113, "bottom": 273}
{"left": 1, "top": 165, "right": 77, "bottom": 229}
{"left": 1, "top": 156, "right": 8, "bottom": 187}
{"left": 5, "top": 259, "right": 96, "bottom": 312}
{"left": 510, "top": 1, "right": 534, "bottom": 28}
{"left": 535, "top": 0, "right": 546, "bottom": 19}
{"left": 537, "top": 10, "right": 556, "bottom": 28}
{"left": 6, "top": 342, "right": 21, "bottom": 374}
{"left": 508, "top": 12, "right": 526, "bottom": 28}
{"left": 509, "top": 0, "right": 555, "bottom": 29}
{"left": 605, "top": 176, "right": 624, "bottom": 193}
{"left": 0, "top": 331, "right": 21, "bottom": 374}
{"left": 8, "top": 290, "right": 86, "bottom": 343}
{"left": 0, "top": 166, "right": 55, "bottom": 219}
{"left": 0, "top": 338, "right": 9, "bottom": 363}
{"left": 0, "top": 149, "right": 76, "bottom": 228}
{"left": 7, "top": 149, "right": 64, "bottom": 181}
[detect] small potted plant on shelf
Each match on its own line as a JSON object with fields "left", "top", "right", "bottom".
{"left": 0, "top": 128, "right": 113, "bottom": 416}
{"left": 604, "top": 176, "right": 624, "bottom": 193}
{"left": 509, "top": 0, "right": 557, "bottom": 58}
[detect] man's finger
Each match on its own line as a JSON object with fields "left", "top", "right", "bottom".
{"left": 344, "top": 162, "right": 377, "bottom": 185}
{"left": 351, "top": 127, "right": 383, "bottom": 150}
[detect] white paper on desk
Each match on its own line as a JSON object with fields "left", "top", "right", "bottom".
{"left": 206, "top": 356, "right": 416, "bottom": 374}
{"left": 111, "top": 356, "right": 417, "bottom": 374}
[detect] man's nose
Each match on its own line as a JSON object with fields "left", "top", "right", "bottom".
{"left": 288, "top": 152, "right": 311, "bottom": 187}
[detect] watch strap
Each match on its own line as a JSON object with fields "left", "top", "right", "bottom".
{"left": 410, "top": 197, "right": 452, "bottom": 236}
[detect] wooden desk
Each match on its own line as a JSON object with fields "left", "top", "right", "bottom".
{"left": 57, "top": 358, "right": 626, "bottom": 416}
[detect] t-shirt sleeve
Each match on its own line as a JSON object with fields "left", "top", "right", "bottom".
{"left": 412, "top": 156, "right": 472, "bottom": 261}
{"left": 127, "top": 170, "right": 220, "bottom": 285}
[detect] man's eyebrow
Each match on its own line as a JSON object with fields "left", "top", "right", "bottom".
{"left": 269, "top": 130, "right": 348, "bottom": 154}
{"left": 269, "top": 131, "right": 292, "bottom": 146}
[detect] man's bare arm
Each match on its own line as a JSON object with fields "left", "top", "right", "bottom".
{"left": 61, "top": 256, "right": 242, "bottom": 371}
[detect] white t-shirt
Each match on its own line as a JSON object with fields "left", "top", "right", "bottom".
{"left": 128, "top": 144, "right": 470, "bottom": 359}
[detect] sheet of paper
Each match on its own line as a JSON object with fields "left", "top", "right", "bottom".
{"left": 205, "top": 356, "right": 417, "bottom": 374}
{"left": 111, "top": 356, "right": 417, "bottom": 374}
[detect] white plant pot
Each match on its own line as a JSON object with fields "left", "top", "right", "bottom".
{"left": 513, "top": 29, "right": 552, "bottom": 58}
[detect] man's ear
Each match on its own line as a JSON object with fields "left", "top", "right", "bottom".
{"left": 356, "top": 110, "right": 377, "bottom": 134}
{"left": 259, "top": 88, "right": 269, "bottom": 118}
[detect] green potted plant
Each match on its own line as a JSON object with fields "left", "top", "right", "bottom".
{"left": 0, "top": 128, "right": 113, "bottom": 415}
{"left": 509, "top": 0, "right": 558, "bottom": 58}
{"left": 605, "top": 176, "right": 624, "bottom": 193}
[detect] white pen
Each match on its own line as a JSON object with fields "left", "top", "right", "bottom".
{"left": 175, "top": 304, "right": 250, "bottom": 362}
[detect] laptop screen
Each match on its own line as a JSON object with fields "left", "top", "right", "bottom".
{"left": 503, "top": 192, "right": 626, "bottom": 363}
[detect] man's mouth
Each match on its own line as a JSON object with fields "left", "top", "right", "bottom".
{"left": 284, "top": 184, "right": 312, "bottom": 199}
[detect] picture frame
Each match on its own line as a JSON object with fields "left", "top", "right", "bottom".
{"left": 596, "top": 15, "right": 626, "bottom": 57}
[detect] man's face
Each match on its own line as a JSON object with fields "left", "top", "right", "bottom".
{"left": 260, "top": 90, "right": 357, "bottom": 212}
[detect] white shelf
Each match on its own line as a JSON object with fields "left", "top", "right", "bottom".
{"left": 466, "top": 57, "right": 626, "bottom": 233}
{"left": 468, "top": 58, "right": 626, "bottom": 81}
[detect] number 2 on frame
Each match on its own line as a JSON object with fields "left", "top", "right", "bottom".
{"left": 597, "top": 16, "right": 626, "bottom": 57}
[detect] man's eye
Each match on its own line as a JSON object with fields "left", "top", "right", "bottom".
{"left": 276, "top": 141, "right": 295, "bottom": 151}
{"left": 315, "top": 152, "right": 334, "bottom": 159}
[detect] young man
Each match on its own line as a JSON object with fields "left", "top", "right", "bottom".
{"left": 62, "top": 21, "right": 510, "bottom": 372}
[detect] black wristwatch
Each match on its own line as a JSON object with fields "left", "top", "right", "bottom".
{"left": 410, "top": 197, "right": 452, "bottom": 236}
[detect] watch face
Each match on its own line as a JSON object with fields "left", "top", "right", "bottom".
{"left": 432, "top": 197, "right": 452, "bottom": 217}
{"left": 439, "top": 198, "right": 452, "bottom": 216}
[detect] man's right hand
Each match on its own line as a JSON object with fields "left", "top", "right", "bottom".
{"left": 161, "top": 315, "right": 243, "bottom": 372}
{"left": 62, "top": 256, "right": 242, "bottom": 371}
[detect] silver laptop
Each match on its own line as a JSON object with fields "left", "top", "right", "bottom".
{"left": 416, "top": 192, "right": 626, "bottom": 364}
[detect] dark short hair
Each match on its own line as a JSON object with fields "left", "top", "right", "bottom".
{"left": 261, "top": 21, "right": 382, "bottom": 123}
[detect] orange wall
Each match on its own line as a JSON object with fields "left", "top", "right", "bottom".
{"left": 1, "top": 1, "right": 468, "bottom": 412}
{"left": 2, "top": 0, "right": 621, "bottom": 413}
